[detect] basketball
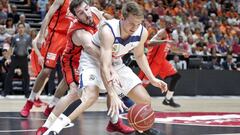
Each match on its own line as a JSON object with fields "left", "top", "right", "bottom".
{"left": 127, "top": 104, "right": 155, "bottom": 132}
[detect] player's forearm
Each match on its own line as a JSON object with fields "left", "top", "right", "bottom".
{"left": 147, "top": 39, "right": 167, "bottom": 46}
{"left": 84, "top": 45, "right": 100, "bottom": 59}
{"left": 135, "top": 54, "right": 155, "bottom": 81}
{"left": 100, "top": 64, "right": 115, "bottom": 96}
{"left": 171, "top": 47, "right": 187, "bottom": 55}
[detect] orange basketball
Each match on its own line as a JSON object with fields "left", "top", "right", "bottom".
{"left": 127, "top": 104, "right": 155, "bottom": 132}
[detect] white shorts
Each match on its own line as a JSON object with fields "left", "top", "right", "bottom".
{"left": 79, "top": 60, "right": 141, "bottom": 97}
{"left": 79, "top": 66, "right": 106, "bottom": 92}
{"left": 114, "top": 64, "right": 142, "bottom": 98}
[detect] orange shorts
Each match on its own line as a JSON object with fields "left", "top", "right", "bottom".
{"left": 41, "top": 29, "right": 67, "bottom": 69}
{"left": 61, "top": 57, "right": 79, "bottom": 85}
{"left": 138, "top": 59, "right": 177, "bottom": 86}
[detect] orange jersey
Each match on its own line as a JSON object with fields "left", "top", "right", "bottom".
{"left": 138, "top": 30, "right": 176, "bottom": 84}
{"left": 61, "top": 12, "right": 100, "bottom": 85}
{"left": 48, "top": 0, "right": 72, "bottom": 33}
{"left": 147, "top": 31, "right": 171, "bottom": 64}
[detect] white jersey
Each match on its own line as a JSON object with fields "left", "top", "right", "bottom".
{"left": 91, "top": 19, "right": 143, "bottom": 97}
{"left": 92, "top": 19, "right": 144, "bottom": 68}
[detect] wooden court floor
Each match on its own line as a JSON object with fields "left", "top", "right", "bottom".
{"left": 0, "top": 96, "right": 240, "bottom": 135}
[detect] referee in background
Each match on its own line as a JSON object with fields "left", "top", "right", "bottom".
{"left": 2, "top": 22, "right": 32, "bottom": 97}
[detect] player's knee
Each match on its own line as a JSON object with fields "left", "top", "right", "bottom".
{"left": 40, "top": 68, "right": 52, "bottom": 77}
{"left": 82, "top": 92, "right": 98, "bottom": 105}
{"left": 172, "top": 73, "right": 181, "bottom": 81}
{"left": 141, "top": 95, "right": 151, "bottom": 105}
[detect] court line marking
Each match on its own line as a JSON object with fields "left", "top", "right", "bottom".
{"left": 201, "top": 133, "right": 240, "bottom": 135}
{"left": 0, "top": 116, "right": 74, "bottom": 133}
{"left": 0, "top": 116, "right": 46, "bottom": 120}
{"left": 0, "top": 129, "right": 37, "bottom": 133}
{"left": 119, "top": 114, "right": 240, "bottom": 128}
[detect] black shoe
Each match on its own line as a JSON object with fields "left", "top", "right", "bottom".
{"left": 135, "top": 128, "right": 165, "bottom": 135}
{"left": 48, "top": 131, "right": 58, "bottom": 135}
{"left": 162, "top": 98, "right": 180, "bottom": 108}
{"left": 1, "top": 91, "right": 6, "bottom": 97}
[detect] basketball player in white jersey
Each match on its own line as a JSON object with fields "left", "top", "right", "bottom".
{"left": 95, "top": 1, "right": 168, "bottom": 135}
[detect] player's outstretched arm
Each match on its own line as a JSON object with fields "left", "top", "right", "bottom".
{"left": 147, "top": 29, "right": 171, "bottom": 46}
{"left": 37, "top": 0, "right": 64, "bottom": 45}
{"left": 99, "top": 24, "right": 127, "bottom": 117}
{"left": 133, "top": 28, "right": 168, "bottom": 92}
{"left": 72, "top": 29, "right": 100, "bottom": 58}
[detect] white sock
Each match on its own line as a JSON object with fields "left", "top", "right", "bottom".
{"left": 49, "top": 97, "right": 60, "bottom": 108}
{"left": 42, "top": 113, "right": 57, "bottom": 128}
{"left": 45, "top": 114, "right": 71, "bottom": 134}
{"left": 110, "top": 112, "right": 119, "bottom": 124}
{"left": 166, "top": 91, "right": 174, "bottom": 100}
{"left": 28, "top": 91, "right": 37, "bottom": 101}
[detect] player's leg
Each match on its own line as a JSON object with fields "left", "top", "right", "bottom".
{"left": 42, "top": 32, "right": 69, "bottom": 116}
{"left": 36, "top": 85, "right": 80, "bottom": 135}
{"left": 20, "top": 67, "right": 52, "bottom": 117}
{"left": 43, "top": 86, "right": 100, "bottom": 135}
{"left": 159, "top": 60, "right": 181, "bottom": 108}
{"left": 43, "top": 79, "right": 69, "bottom": 116}
{"left": 106, "top": 94, "right": 135, "bottom": 134}
{"left": 118, "top": 66, "right": 162, "bottom": 135}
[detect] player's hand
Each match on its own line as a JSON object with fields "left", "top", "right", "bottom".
{"left": 110, "top": 69, "right": 121, "bottom": 87}
{"left": 150, "top": 78, "right": 168, "bottom": 93}
{"left": 107, "top": 92, "right": 127, "bottom": 117}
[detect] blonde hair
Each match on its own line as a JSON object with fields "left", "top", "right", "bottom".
{"left": 121, "top": 0, "right": 144, "bottom": 19}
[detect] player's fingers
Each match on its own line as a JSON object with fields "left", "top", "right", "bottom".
{"left": 111, "top": 106, "right": 116, "bottom": 117}
{"left": 107, "top": 106, "right": 112, "bottom": 116}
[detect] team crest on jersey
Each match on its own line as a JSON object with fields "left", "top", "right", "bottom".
{"left": 112, "top": 44, "right": 120, "bottom": 55}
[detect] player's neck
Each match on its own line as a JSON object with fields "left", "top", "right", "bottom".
{"left": 119, "top": 20, "right": 130, "bottom": 40}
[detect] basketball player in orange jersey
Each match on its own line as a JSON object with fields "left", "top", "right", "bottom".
{"left": 20, "top": 0, "right": 73, "bottom": 117}
{"left": 36, "top": 1, "right": 134, "bottom": 135}
{"left": 138, "top": 18, "right": 189, "bottom": 108}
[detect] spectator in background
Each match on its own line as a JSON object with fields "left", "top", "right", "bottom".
{"left": 172, "top": 25, "right": 185, "bottom": 42}
{"left": 0, "top": 1, "right": 8, "bottom": 24}
{"left": 5, "top": 18, "right": 16, "bottom": 35}
{"left": 1, "top": 0, "right": 11, "bottom": 13}
{"left": 0, "top": 25, "right": 10, "bottom": 45}
{"left": 7, "top": 4, "right": 20, "bottom": 24}
{"left": 208, "top": 56, "right": 222, "bottom": 70}
{"left": 2, "top": 23, "right": 31, "bottom": 97}
{"left": 170, "top": 55, "right": 187, "bottom": 70}
{"left": 204, "top": 28, "right": 217, "bottom": 43}
{"left": 176, "top": 35, "right": 189, "bottom": 53}
{"left": 0, "top": 48, "right": 8, "bottom": 96}
{"left": 207, "top": 36, "right": 217, "bottom": 52}
{"left": 221, "top": 54, "right": 236, "bottom": 70}
{"left": 190, "top": 16, "right": 204, "bottom": 32}
{"left": 17, "top": 14, "right": 31, "bottom": 34}
{"left": 37, "top": 0, "right": 48, "bottom": 21}
{"left": 216, "top": 38, "right": 228, "bottom": 56}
